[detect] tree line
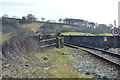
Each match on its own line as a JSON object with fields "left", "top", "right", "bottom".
{"left": 1, "top": 14, "right": 114, "bottom": 34}
{"left": 2, "top": 14, "right": 37, "bottom": 24}
{"left": 58, "top": 18, "right": 113, "bottom": 28}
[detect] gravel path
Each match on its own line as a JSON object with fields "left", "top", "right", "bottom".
{"left": 63, "top": 47, "right": 119, "bottom": 78}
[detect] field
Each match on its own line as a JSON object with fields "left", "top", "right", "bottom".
{"left": 21, "top": 22, "right": 44, "bottom": 31}
{"left": 98, "top": 33, "right": 113, "bottom": 36}
{"left": 63, "top": 25, "right": 73, "bottom": 28}
{"left": 61, "top": 32, "right": 96, "bottom": 36}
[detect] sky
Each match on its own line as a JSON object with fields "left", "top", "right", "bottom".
{"left": 0, "top": 0, "right": 119, "bottom": 26}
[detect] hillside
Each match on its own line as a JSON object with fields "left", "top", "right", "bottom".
{"left": 21, "top": 22, "right": 44, "bottom": 31}
{"left": 2, "top": 21, "right": 114, "bottom": 78}
{"left": 2, "top": 22, "right": 44, "bottom": 42}
{"left": 38, "top": 22, "right": 112, "bottom": 35}
{"left": 2, "top": 22, "right": 113, "bottom": 43}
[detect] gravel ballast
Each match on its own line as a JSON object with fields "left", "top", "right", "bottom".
{"left": 63, "top": 47, "right": 119, "bottom": 78}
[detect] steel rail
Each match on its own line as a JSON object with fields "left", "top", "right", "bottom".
{"left": 64, "top": 43, "right": 120, "bottom": 66}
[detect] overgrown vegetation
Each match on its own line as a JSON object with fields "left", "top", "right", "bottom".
{"left": 2, "top": 28, "right": 40, "bottom": 60}
{"left": 3, "top": 48, "right": 94, "bottom": 78}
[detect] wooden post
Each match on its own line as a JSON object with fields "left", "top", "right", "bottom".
{"left": 60, "top": 37, "right": 64, "bottom": 48}
{"left": 56, "top": 36, "right": 60, "bottom": 48}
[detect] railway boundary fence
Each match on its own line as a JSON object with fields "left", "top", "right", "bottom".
{"left": 37, "top": 36, "right": 64, "bottom": 48}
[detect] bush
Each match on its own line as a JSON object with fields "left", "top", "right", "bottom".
{"left": 2, "top": 28, "right": 39, "bottom": 60}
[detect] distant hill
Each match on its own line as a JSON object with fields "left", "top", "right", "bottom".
{"left": 2, "top": 22, "right": 44, "bottom": 42}
{"left": 21, "top": 22, "right": 44, "bottom": 31}
{"left": 2, "top": 21, "right": 113, "bottom": 43}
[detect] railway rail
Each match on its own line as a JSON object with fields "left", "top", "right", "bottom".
{"left": 64, "top": 43, "right": 120, "bottom": 67}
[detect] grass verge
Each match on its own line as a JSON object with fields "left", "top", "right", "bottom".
{"left": 2, "top": 48, "right": 86, "bottom": 78}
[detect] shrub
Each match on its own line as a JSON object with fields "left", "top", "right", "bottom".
{"left": 2, "top": 28, "right": 39, "bottom": 60}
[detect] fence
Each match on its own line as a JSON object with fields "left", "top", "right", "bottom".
{"left": 38, "top": 37, "right": 64, "bottom": 48}
{"left": 63, "top": 35, "right": 120, "bottom": 48}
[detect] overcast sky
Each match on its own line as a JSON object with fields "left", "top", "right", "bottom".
{"left": 0, "top": 0, "right": 119, "bottom": 25}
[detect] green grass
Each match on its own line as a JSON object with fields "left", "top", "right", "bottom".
{"left": 2, "top": 25, "right": 15, "bottom": 42}
{"left": 2, "top": 32, "right": 12, "bottom": 42}
{"left": 63, "top": 25, "right": 72, "bottom": 28}
{"left": 21, "top": 22, "right": 44, "bottom": 31}
{"left": 98, "top": 33, "right": 113, "bottom": 36}
{"left": 61, "top": 32, "right": 113, "bottom": 36}
{"left": 3, "top": 48, "right": 93, "bottom": 78}
{"left": 2, "top": 25, "right": 17, "bottom": 34}
{"left": 35, "top": 21, "right": 45, "bottom": 23}
{"left": 35, "top": 48, "right": 84, "bottom": 78}
{"left": 61, "top": 32, "right": 95, "bottom": 36}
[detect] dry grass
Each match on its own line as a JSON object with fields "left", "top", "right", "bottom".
{"left": 2, "top": 48, "right": 85, "bottom": 78}
{"left": 2, "top": 32, "right": 12, "bottom": 43}
{"left": 21, "top": 22, "right": 44, "bottom": 31}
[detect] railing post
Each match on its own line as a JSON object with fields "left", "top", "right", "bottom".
{"left": 56, "top": 36, "right": 60, "bottom": 48}
{"left": 56, "top": 37, "right": 64, "bottom": 48}
{"left": 60, "top": 37, "right": 64, "bottom": 48}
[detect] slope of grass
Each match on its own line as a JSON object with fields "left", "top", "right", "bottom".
{"left": 2, "top": 25, "right": 17, "bottom": 43}
{"left": 21, "top": 22, "right": 44, "bottom": 31}
{"left": 61, "top": 32, "right": 95, "bottom": 36}
{"left": 2, "top": 22, "right": 44, "bottom": 42}
{"left": 2, "top": 32, "right": 12, "bottom": 42}
{"left": 2, "top": 25, "right": 17, "bottom": 34}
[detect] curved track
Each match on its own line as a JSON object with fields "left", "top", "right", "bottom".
{"left": 64, "top": 43, "right": 120, "bottom": 67}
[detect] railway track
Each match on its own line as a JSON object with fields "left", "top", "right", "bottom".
{"left": 64, "top": 43, "right": 120, "bottom": 67}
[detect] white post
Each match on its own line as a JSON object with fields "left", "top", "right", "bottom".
{"left": 114, "top": 20, "right": 116, "bottom": 27}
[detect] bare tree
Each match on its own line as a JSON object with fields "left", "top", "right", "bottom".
{"left": 58, "top": 18, "right": 62, "bottom": 23}
{"left": 41, "top": 17, "right": 45, "bottom": 21}
{"left": 2, "top": 14, "right": 9, "bottom": 18}
{"left": 26, "top": 14, "right": 37, "bottom": 22}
